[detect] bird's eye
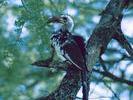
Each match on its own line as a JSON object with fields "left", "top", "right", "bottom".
{"left": 62, "top": 17, "right": 67, "bottom": 21}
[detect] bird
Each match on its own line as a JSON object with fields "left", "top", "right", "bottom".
{"left": 48, "top": 14, "right": 89, "bottom": 100}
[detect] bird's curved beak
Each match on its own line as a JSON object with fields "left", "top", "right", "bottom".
{"left": 47, "top": 16, "right": 64, "bottom": 24}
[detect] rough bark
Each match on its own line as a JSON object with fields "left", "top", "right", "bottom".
{"left": 37, "top": 66, "right": 81, "bottom": 100}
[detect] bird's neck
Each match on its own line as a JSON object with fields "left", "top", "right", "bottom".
{"left": 63, "top": 23, "right": 73, "bottom": 32}
{"left": 61, "top": 26, "right": 69, "bottom": 32}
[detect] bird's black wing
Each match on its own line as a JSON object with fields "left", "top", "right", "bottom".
{"left": 72, "top": 35, "right": 86, "bottom": 61}
{"left": 62, "top": 38, "right": 86, "bottom": 70}
{"left": 60, "top": 33, "right": 89, "bottom": 99}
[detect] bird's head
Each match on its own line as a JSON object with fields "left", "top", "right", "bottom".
{"left": 47, "top": 15, "right": 74, "bottom": 32}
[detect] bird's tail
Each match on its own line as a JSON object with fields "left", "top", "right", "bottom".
{"left": 81, "top": 69, "right": 89, "bottom": 100}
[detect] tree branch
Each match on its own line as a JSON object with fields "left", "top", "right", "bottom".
{"left": 86, "top": 0, "right": 131, "bottom": 71}
{"left": 32, "top": 58, "right": 133, "bottom": 86}
{"left": 33, "top": 0, "right": 132, "bottom": 99}
{"left": 113, "top": 29, "right": 133, "bottom": 59}
{"left": 93, "top": 69, "right": 133, "bottom": 86}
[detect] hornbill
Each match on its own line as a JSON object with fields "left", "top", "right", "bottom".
{"left": 48, "top": 15, "right": 89, "bottom": 100}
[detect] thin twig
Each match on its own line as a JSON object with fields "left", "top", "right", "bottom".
{"left": 49, "top": 0, "right": 59, "bottom": 13}
{"left": 21, "top": 0, "right": 32, "bottom": 14}
{"left": 89, "top": 76, "right": 104, "bottom": 95}
{"left": 103, "top": 81, "right": 120, "bottom": 100}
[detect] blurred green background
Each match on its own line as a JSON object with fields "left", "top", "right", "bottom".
{"left": 0, "top": 0, "right": 133, "bottom": 100}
